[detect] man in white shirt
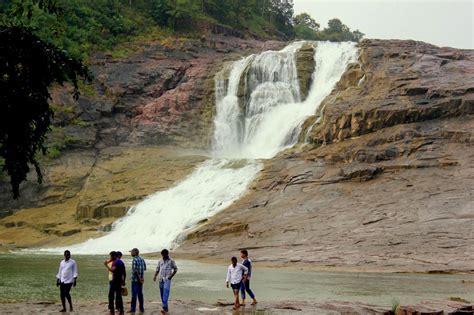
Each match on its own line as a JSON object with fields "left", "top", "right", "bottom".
{"left": 56, "top": 250, "right": 78, "bottom": 312}
{"left": 225, "top": 256, "right": 248, "bottom": 310}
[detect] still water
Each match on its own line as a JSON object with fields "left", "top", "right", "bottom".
{"left": 0, "top": 254, "right": 472, "bottom": 306}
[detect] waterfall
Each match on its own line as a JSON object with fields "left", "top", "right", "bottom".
{"left": 55, "top": 41, "right": 357, "bottom": 254}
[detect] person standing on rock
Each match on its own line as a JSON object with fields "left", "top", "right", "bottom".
{"left": 240, "top": 249, "right": 257, "bottom": 306}
{"left": 129, "top": 248, "right": 146, "bottom": 313}
{"left": 104, "top": 251, "right": 126, "bottom": 315}
{"left": 153, "top": 249, "right": 178, "bottom": 314}
{"left": 226, "top": 256, "right": 248, "bottom": 310}
{"left": 56, "top": 250, "right": 78, "bottom": 312}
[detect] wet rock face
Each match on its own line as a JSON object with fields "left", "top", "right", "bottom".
{"left": 92, "top": 36, "right": 285, "bottom": 149}
{"left": 308, "top": 39, "right": 474, "bottom": 145}
{"left": 177, "top": 39, "right": 474, "bottom": 272}
{"left": 47, "top": 36, "right": 286, "bottom": 152}
{"left": 295, "top": 43, "right": 316, "bottom": 101}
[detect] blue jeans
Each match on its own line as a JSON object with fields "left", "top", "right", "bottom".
{"left": 159, "top": 279, "right": 171, "bottom": 311}
{"left": 240, "top": 279, "right": 255, "bottom": 300}
{"left": 130, "top": 281, "right": 144, "bottom": 312}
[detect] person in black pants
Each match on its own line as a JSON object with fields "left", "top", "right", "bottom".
{"left": 240, "top": 249, "right": 257, "bottom": 306}
{"left": 56, "top": 250, "right": 78, "bottom": 312}
{"left": 104, "top": 251, "right": 126, "bottom": 315}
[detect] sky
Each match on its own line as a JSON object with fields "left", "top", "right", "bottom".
{"left": 293, "top": 0, "right": 473, "bottom": 49}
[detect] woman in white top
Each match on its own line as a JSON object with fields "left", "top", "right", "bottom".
{"left": 225, "top": 256, "right": 248, "bottom": 310}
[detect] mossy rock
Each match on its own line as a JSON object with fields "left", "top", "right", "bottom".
{"left": 296, "top": 43, "right": 316, "bottom": 101}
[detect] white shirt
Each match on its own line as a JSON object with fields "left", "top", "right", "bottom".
{"left": 226, "top": 263, "right": 248, "bottom": 284}
{"left": 56, "top": 259, "right": 78, "bottom": 284}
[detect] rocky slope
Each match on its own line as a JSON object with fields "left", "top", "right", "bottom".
{"left": 0, "top": 34, "right": 285, "bottom": 250}
{"left": 176, "top": 39, "right": 474, "bottom": 272}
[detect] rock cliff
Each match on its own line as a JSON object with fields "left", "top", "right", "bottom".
{"left": 175, "top": 39, "right": 474, "bottom": 272}
{"left": 0, "top": 35, "right": 285, "bottom": 249}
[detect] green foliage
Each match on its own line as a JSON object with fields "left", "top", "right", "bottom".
{"left": 320, "top": 18, "right": 365, "bottom": 42}
{"left": 46, "top": 146, "right": 62, "bottom": 159}
{"left": 391, "top": 298, "right": 400, "bottom": 313}
{"left": 1, "top": 0, "right": 365, "bottom": 58}
{"left": 294, "top": 13, "right": 319, "bottom": 31}
{"left": 294, "top": 15, "right": 365, "bottom": 42}
{"left": 0, "top": 26, "right": 89, "bottom": 198}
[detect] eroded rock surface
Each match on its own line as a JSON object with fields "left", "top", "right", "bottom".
{"left": 176, "top": 39, "right": 474, "bottom": 272}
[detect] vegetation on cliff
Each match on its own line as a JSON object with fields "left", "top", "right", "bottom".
{"left": 0, "top": 0, "right": 364, "bottom": 198}
{"left": 0, "top": 2, "right": 90, "bottom": 198}
{"left": 1, "top": 0, "right": 364, "bottom": 60}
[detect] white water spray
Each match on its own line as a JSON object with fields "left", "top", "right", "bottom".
{"left": 50, "top": 41, "right": 357, "bottom": 254}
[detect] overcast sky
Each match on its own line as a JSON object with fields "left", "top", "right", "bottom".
{"left": 293, "top": 0, "right": 473, "bottom": 49}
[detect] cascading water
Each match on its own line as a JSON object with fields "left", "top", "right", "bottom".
{"left": 53, "top": 41, "right": 357, "bottom": 254}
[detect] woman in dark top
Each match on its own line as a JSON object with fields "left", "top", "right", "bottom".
{"left": 240, "top": 249, "right": 257, "bottom": 306}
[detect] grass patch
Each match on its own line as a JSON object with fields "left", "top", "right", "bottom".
{"left": 391, "top": 298, "right": 400, "bottom": 313}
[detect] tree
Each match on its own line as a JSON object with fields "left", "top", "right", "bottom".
{"left": 351, "top": 29, "right": 364, "bottom": 42}
{"left": 293, "top": 12, "right": 319, "bottom": 31}
{"left": 150, "top": 0, "right": 172, "bottom": 26}
{"left": 293, "top": 12, "right": 320, "bottom": 40}
{"left": 1, "top": 1, "right": 89, "bottom": 198}
{"left": 269, "top": 0, "right": 294, "bottom": 37}
{"left": 321, "top": 18, "right": 363, "bottom": 42}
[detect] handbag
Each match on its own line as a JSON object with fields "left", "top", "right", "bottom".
{"left": 139, "top": 277, "right": 144, "bottom": 284}
{"left": 121, "top": 286, "right": 128, "bottom": 296}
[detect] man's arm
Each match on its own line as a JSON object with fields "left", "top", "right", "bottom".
{"left": 225, "top": 266, "right": 231, "bottom": 288}
{"left": 169, "top": 260, "right": 178, "bottom": 280}
{"left": 122, "top": 263, "right": 126, "bottom": 285}
{"left": 241, "top": 264, "right": 249, "bottom": 281}
{"left": 56, "top": 262, "right": 62, "bottom": 280}
{"left": 242, "top": 264, "right": 249, "bottom": 275}
{"left": 56, "top": 262, "right": 62, "bottom": 286}
{"left": 104, "top": 260, "right": 116, "bottom": 272}
{"left": 123, "top": 265, "right": 126, "bottom": 283}
{"left": 153, "top": 263, "right": 160, "bottom": 281}
{"left": 131, "top": 258, "right": 138, "bottom": 277}
{"left": 72, "top": 261, "right": 78, "bottom": 287}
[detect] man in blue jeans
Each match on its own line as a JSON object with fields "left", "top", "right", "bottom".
{"left": 129, "top": 248, "right": 146, "bottom": 313}
{"left": 153, "top": 249, "right": 178, "bottom": 314}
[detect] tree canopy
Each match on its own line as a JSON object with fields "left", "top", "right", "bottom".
{"left": 294, "top": 16, "right": 364, "bottom": 42}
{"left": 1, "top": 2, "right": 89, "bottom": 198}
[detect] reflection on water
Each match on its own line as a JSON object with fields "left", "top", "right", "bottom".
{"left": 0, "top": 254, "right": 473, "bottom": 306}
